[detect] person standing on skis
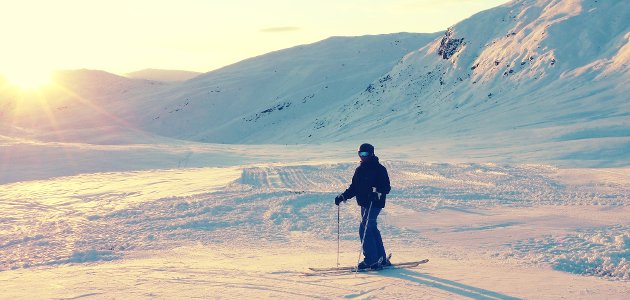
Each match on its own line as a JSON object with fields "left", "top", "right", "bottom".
{"left": 335, "top": 143, "right": 391, "bottom": 270}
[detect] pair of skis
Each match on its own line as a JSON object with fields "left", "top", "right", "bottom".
{"left": 307, "top": 258, "right": 429, "bottom": 276}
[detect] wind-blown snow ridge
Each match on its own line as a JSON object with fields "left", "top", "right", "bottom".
{"left": 508, "top": 225, "right": 630, "bottom": 280}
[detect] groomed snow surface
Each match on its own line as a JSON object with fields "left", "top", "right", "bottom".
{"left": 1, "top": 157, "right": 629, "bottom": 299}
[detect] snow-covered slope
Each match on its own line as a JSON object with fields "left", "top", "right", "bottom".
{"left": 1, "top": 33, "right": 439, "bottom": 144}
{"left": 1, "top": 0, "right": 627, "bottom": 167}
{"left": 0, "top": 69, "right": 170, "bottom": 144}
{"left": 134, "top": 32, "right": 440, "bottom": 143}
{"left": 317, "top": 0, "right": 630, "bottom": 143}
{"left": 125, "top": 69, "right": 202, "bottom": 82}
{"left": 129, "top": 0, "right": 629, "bottom": 167}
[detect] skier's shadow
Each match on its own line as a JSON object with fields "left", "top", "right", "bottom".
{"left": 381, "top": 268, "right": 522, "bottom": 300}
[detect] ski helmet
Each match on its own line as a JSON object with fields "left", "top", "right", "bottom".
{"left": 358, "top": 143, "right": 375, "bottom": 157}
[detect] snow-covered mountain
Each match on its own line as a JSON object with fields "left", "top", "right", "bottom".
{"left": 317, "top": 0, "right": 630, "bottom": 143}
{"left": 0, "top": 0, "right": 627, "bottom": 166}
{"left": 132, "top": 0, "right": 629, "bottom": 160}
{"left": 125, "top": 69, "right": 202, "bottom": 82}
{"left": 132, "top": 32, "right": 440, "bottom": 143}
{"left": 0, "top": 33, "right": 439, "bottom": 142}
{"left": 0, "top": 69, "right": 169, "bottom": 144}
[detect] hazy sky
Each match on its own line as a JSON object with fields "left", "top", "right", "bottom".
{"left": 1, "top": 0, "right": 508, "bottom": 76}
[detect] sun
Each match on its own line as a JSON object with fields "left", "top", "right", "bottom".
{"left": 2, "top": 69, "right": 53, "bottom": 90}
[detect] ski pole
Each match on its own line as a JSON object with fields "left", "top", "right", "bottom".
{"left": 356, "top": 200, "right": 373, "bottom": 273}
{"left": 337, "top": 204, "right": 340, "bottom": 268}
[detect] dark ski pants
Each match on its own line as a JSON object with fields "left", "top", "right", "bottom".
{"left": 359, "top": 206, "right": 386, "bottom": 265}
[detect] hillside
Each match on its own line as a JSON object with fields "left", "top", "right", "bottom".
{"left": 315, "top": 0, "right": 630, "bottom": 143}
{"left": 1, "top": 0, "right": 628, "bottom": 167}
{"left": 0, "top": 69, "right": 169, "bottom": 144}
{"left": 128, "top": 0, "right": 630, "bottom": 166}
{"left": 132, "top": 32, "right": 440, "bottom": 142}
{"left": 125, "top": 69, "right": 202, "bottom": 82}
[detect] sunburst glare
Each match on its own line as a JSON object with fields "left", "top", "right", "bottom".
{"left": 2, "top": 69, "right": 53, "bottom": 90}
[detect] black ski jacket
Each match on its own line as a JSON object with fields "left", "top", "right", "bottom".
{"left": 341, "top": 156, "right": 391, "bottom": 208}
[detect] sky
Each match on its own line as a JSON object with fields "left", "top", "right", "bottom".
{"left": 0, "top": 0, "right": 508, "bottom": 79}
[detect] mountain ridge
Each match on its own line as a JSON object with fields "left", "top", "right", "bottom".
{"left": 125, "top": 69, "right": 202, "bottom": 82}
{"left": 133, "top": 0, "right": 628, "bottom": 148}
{"left": 132, "top": 32, "right": 441, "bottom": 142}
{"left": 0, "top": 0, "right": 627, "bottom": 166}
{"left": 241, "top": 0, "right": 629, "bottom": 159}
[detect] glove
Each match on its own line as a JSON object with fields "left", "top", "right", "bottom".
{"left": 334, "top": 194, "right": 346, "bottom": 206}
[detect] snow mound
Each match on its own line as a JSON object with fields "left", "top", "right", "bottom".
{"left": 510, "top": 226, "right": 630, "bottom": 280}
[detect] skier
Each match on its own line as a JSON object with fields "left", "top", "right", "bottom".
{"left": 335, "top": 143, "right": 391, "bottom": 270}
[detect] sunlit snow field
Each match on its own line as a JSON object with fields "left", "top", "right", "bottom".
{"left": 1, "top": 142, "right": 629, "bottom": 298}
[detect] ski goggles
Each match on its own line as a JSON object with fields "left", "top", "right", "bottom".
{"left": 358, "top": 151, "right": 371, "bottom": 157}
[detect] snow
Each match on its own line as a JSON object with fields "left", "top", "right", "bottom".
{"left": 124, "top": 69, "right": 202, "bottom": 82}
{"left": 1, "top": 161, "right": 630, "bottom": 298}
{"left": 1, "top": 0, "right": 629, "bottom": 298}
{"left": 3, "top": 245, "right": 629, "bottom": 299}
